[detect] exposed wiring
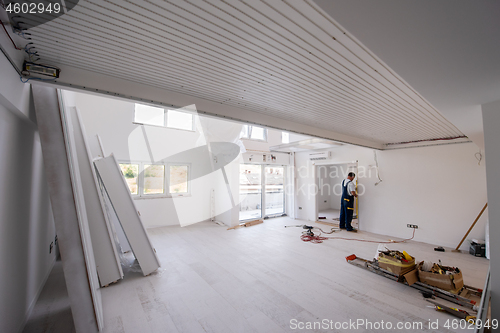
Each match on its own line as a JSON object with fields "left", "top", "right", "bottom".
{"left": 1, "top": 19, "right": 22, "bottom": 50}
{"left": 19, "top": 76, "right": 57, "bottom": 83}
{"left": 299, "top": 226, "right": 416, "bottom": 244}
{"left": 373, "top": 150, "right": 383, "bottom": 186}
{"left": 475, "top": 150, "right": 483, "bottom": 166}
{"left": 24, "top": 43, "right": 40, "bottom": 62}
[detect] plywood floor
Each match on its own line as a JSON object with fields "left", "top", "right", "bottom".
{"left": 25, "top": 217, "right": 489, "bottom": 333}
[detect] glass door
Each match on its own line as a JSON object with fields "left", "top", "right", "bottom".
{"left": 264, "top": 166, "right": 285, "bottom": 217}
{"left": 239, "top": 164, "right": 262, "bottom": 221}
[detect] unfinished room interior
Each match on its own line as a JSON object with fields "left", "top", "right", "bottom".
{"left": 1, "top": 0, "right": 499, "bottom": 332}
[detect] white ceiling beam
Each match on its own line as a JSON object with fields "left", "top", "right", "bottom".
{"left": 35, "top": 64, "right": 384, "bottom": 149}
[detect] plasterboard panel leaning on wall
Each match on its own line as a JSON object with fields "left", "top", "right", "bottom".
{"left": 65, "top": 106, "right": 124, "bottom": 286}
{"left": 94, "top": 155, "right": 161, "bottom": 276}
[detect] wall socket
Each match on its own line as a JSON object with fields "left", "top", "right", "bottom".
{"left": 298, "top": 207, "right": 302, "bottom": 210}
{"left": 407, "top": 224, "right": 418, "bottom": 229}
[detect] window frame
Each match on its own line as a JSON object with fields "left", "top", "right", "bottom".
{"left": 281, "top": 131, "right": 290, "bottom": 144}
{"left": 133, "top": 104, "right": 195, "bottom": 132}
{"left": 133, "top": 104, "right": 166, "bottom": 127}
{"left": 119, "top": 160, "right": 191, "bottom": 199}
{"left": 241, "top": 125, "right": 268, "bottom": 142}
{"left": 165, "top": 109, "right": 195, "bottom": 132}
{"left": 141, "top": 163, "right": 167, "bottom": 198}
{"left": 167, "top": 163, "right": 191, "bottom": 197}
{"left": 118, "top": 162, "right": 140, "bottom": 197}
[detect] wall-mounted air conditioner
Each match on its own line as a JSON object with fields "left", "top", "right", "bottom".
{"left": 308, "top": 151, "right": 331, "bottom": 160}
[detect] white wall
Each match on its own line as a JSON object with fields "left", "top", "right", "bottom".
{"left": 329, "top": 164, "right": 347, "bottom": 211}
{"left": 0, "top": 101, "right": 56, "bottom": 333}
{"left": 70, "top": 91, "right": 249, "bottom": 227}
{"left": 482, "top": 99, "right": 500, "bottom": 320}
{"left": 71, "top": 91, "right": 304, "bottom": 227}
{"left": 71, "top": 92, "right": 210, "bottom": 227}
{"left": 317, "top": 166, "right": 331, "bottom": 211}
{"left": 295, "top": 143, "right": 488, "bottom": 250}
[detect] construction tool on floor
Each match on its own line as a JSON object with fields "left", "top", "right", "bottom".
{"left": 426, "top": 299, "right": 476, "bottom": 323}
{"left": 285, "top": 224, "right": 339, "bottom": 243}
{"left": 285, "top": 225, "right": 316, "bottom": 236}
{"left": 346, "top": 254, "right": 480, "bottom": 311}
{"left": 285, "top": 224, "right": 338, "bottom": 235}
{"left": 452, "top": 203, "right": 487, "bottom": 252}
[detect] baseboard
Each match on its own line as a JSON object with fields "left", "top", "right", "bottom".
{"left": 18, "top": 256, "right": 56, "bottom": 333}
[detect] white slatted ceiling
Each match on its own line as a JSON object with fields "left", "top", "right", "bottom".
{"left": 28, "top": 0, "right": 464, "bottom": 144}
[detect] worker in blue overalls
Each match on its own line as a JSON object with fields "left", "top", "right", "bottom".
{"left": 339, "top": 172, "right": 358, "bottom": 232}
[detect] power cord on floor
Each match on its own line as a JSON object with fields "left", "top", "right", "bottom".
{"left": 288, "top": 225, "right": 416, "bottom": 244}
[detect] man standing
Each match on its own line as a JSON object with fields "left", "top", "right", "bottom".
{"left": 339, "top": 172, "right": 358, "bottom": 232}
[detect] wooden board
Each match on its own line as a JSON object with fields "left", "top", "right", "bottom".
{"left": 227, "top": 219, "right": 264, "bottom": 230}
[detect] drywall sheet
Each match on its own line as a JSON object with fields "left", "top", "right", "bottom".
{"left": 65, "top": 106, "right": 124, "bottom": 286}
{"left": 97, "top": 178, "right": 132, "bottom": 254}
{"left": 32, "top": 85, "right": 102, "bottom": 332}
{"left": 94, "top": 155, "right": 160, "bottom": 276}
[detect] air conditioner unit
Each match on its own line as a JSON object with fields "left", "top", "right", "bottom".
{"left": 308, "top": 151, "right": 331, "bottom": 160}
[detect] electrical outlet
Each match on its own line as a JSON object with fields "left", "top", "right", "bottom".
{"left": 407, "top": 224, "right": 418, "bottom": 229}
{"left": 299, "top": 207, "right": 302, "bottom": 210}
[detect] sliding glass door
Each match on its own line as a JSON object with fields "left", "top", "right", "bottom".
{"left": 265, "top": 166, "right": 285, "bottom": 216}
{"left": 239, "top": 164, "right": 285, "bottom": 221}
{"left": 239, "top": 164, "right": 262, "bottom": 221}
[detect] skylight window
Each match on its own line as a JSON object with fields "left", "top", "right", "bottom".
{"left": 282, "top": 132, "right": 290, "bottom": 144}
{"left": 166, "top": 110, "right": 194, "bottom": 131}
{"left": 134, "top": 104, "right": 164, "bottom": 126}
{"left": 241, "top": 125, "right": 267, "bottom": 141}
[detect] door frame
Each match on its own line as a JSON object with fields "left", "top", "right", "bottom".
{"left": 312, "top": 160, "right": 358, "bottom": 224}
{"left": 239, "top": 163, "right": 287, "bottom": 221}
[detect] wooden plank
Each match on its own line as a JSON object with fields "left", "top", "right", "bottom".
{"left": 228, "top": 219, "right": 264, "bottom": 230}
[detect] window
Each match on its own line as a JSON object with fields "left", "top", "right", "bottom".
{"left": 119, "top": 163, "right": 139, "bottom": 195}
{"left": 166, "top": 110, "right": 194, "bottom": 131}
{"left": 143, "top": 164, "right": 165, "bottom": 194}
{"left": 169, "top": 165, "right": 189, "bottom": 194}
{"left": 282, "top": 132, "right": 290, "bottom": 144}
{"left": 241, "top": 125, "right": 267, "bottom": 141}
{"left": 134, "top": 104, "right": 165, "bottom": 126}
{"left": 119, "top": 161, "right": 190, "bottom": 198}
{"left": 134, "top": 104, "right": 194, "bottom": 131}
{"left": 241, "top": 125, "right": 249, "bottom": 139}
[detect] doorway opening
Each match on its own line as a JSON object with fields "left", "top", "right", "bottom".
{"left": 239, "top": 164, "right": 285, "bottom": 221}
{"left": 315, "top": 162, "right": 358, "bottom": 226}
